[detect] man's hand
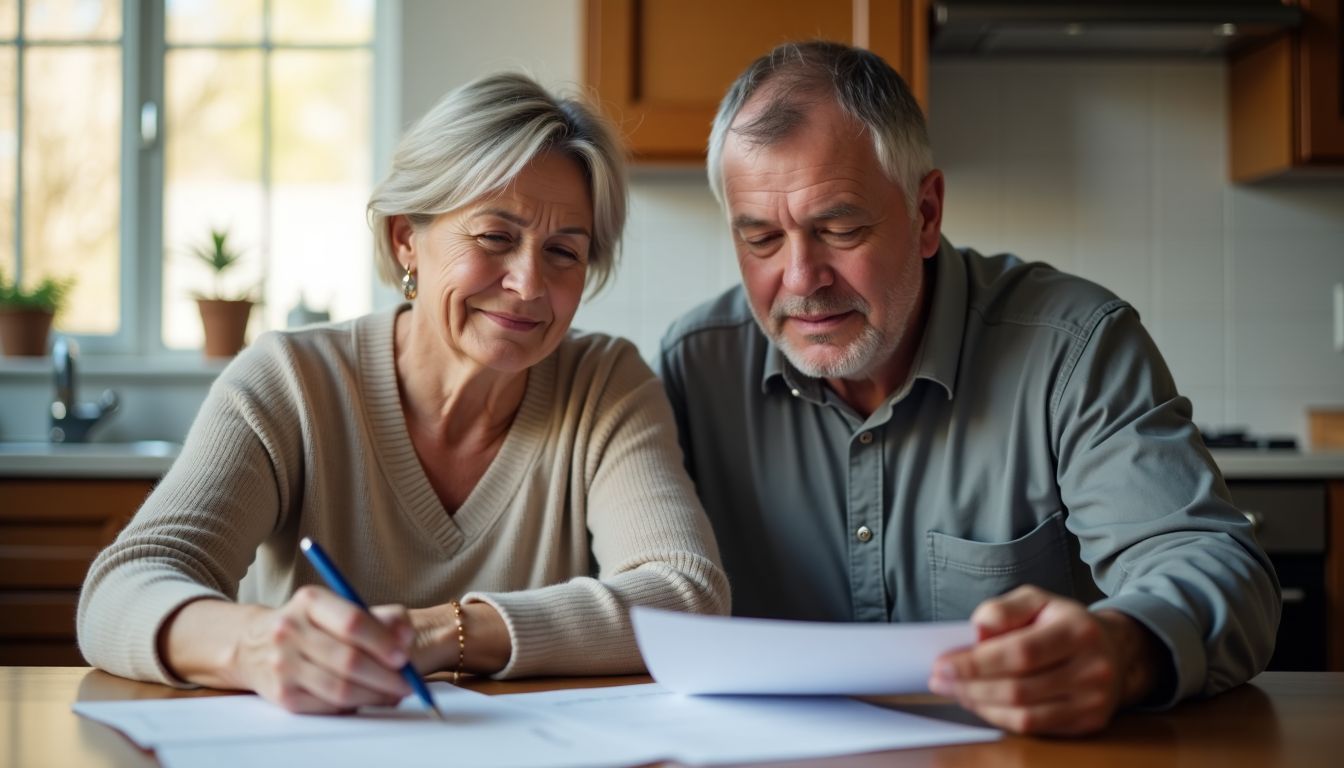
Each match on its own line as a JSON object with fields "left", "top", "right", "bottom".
{"left": 928, "top": 585, "right": 1163, "bottom": 736}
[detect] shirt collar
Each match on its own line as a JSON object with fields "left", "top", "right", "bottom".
{"left": 760, "top": 236, "right": 967, "bottom": 403}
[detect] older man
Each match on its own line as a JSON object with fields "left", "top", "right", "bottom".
{"left": 658, "top": 41, "right": 1279, "bottom": 736}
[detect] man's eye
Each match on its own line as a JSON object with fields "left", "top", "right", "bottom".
{"left": 744, "top": 233, "right": 779, "bottom": 248}
{"left": 823, "top": 227, "right": 862, "bottom": 240}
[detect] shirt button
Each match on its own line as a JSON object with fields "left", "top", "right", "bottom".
{"left": 856, "top": 525, "right": 873, "bottom": 542}
{"left": 858, "top": 431, "right": 874, "bottom": 445}
{"left": 790, "top": 388, "right": 800, "bottom": 398}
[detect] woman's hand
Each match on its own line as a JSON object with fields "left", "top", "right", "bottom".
{"left": 162, "top": 588, "right": 416, "bottom": 714}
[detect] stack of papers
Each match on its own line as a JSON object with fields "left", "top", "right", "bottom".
{"left": 75, "top": 610, "right": 999, "bottom": 767}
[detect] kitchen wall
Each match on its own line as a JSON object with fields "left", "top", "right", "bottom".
{"left": 2, "top": 1, "right": 1340, "bottom": 447}
{"left": 393, "top": 1, "right": 1343, "bottom": 444}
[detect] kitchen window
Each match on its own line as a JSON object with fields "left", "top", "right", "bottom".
{"left": 1, "top": 0, "right": 377, "bottom": 356}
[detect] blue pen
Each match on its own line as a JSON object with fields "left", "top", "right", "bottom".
{"left": 299, "top": 536, "right": 445, "bottom": 720}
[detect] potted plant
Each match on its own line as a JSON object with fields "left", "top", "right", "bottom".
{"left": 190, "top": 228, "right": 256, "bottom": 357}
{"left": 0, "top": 268, "right": 74, "bottom": 357}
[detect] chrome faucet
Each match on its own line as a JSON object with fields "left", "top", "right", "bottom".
{"left": 50, "top": 336, "right": 118, "bottom": 443}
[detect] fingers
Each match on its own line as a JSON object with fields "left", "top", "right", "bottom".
{"left": 968, "top": 584, "right": 1051, "bottom": 641}
{"left": 936, "top": 601, "right": 1099, "bottom": 680}
{"left": 240, "top": 588, "right": 416, "bottom": 714}
{"left": 929, "top": 590, "right": 1124, "bottom": 736}
{"left": 971, "top": 689, "right": 1116, "bottom": 737}
{"left": 300, "top": 587, "right": 411, "bottom": 668}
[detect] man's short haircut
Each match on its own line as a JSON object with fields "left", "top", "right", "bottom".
{"left": 707, "top": 40, "right": 933, "bottom": 214}
{"left": 367, "top": 72, "right": 627, "bottom": 295}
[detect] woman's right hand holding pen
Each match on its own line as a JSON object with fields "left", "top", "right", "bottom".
{"left": 160, "top": 588, "right": 416, "bottom": 714}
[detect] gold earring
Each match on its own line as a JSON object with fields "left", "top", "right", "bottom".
{"left": 401, "top": 264, "right": 417, "bottom": 300}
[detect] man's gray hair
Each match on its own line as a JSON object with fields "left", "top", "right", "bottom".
{"left": 368, "top": 72, "right": 627, "bottom": 294}
{"left": 706, "top": 41, "right": 932, "bottom": 214}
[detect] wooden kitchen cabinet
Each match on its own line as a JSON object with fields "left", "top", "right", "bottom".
{"left": 1229, "top": 0, "right": 1344, "bottom": 181}
{"left": 585, "top": 0, "right": 930, "bottom": 162}
{"left": 0, "top": 479, "right": 153, "bottom": 665}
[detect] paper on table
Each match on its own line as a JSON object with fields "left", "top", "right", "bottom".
{"left": 504, "top": 682, "right": 1000, "bottom": 766}
{"left": 75, "top": 682, "right": 663, "bottom": 768}
{"left": 632, "top": 606, "right": 976, "bottom": 695}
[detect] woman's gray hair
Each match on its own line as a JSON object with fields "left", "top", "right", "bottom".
{"left": 368, "top": 72, "right": 627, "bottom": 294}
{"left": 706, "top": 41, "right": 932, "bottom": 214}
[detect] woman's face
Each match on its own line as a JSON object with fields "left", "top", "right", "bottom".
{"left": 395, "top": 152, "right": 593, "bottom": 374}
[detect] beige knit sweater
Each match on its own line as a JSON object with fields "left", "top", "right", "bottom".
{"left": 76, "top": 307, "right": 729, "bottom": 685}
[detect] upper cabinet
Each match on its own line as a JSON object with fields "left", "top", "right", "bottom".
{"left": 585, "top": 0, "right": 930, "bottom": 162}
{"left": 1230, "top": 0, "right": 1344, "bottom": 181}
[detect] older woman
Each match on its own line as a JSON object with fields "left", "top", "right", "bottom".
{"left": 77, "top": 73, "right": 728, "bottom": 713}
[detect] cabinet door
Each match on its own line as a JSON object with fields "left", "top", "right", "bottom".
{"left": 0, "top": 479, "right": 153, "bottom": 666}
{"left": 586, "top": 0, "right": 929, "bottom": 161}
{"left": 1297, "top": 0, "right": 1344, "bottom": 163}
{"left": 1230, "top": 0, "right": 1344, "bottom": 180}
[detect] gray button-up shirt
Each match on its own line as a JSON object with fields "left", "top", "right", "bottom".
{"left": 657, "top": 238, "right": 1280, "bottom": 707}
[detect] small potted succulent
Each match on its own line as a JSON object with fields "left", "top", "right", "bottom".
{"left": 0, "top": 268, "right": 74, "bottom": 357}
{"left": 190, "top": 228, "right": 257, "bottom": 357}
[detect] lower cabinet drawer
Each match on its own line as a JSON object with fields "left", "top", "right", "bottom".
{"left": 0, "top": 591, "right": 79, "bottom": 640}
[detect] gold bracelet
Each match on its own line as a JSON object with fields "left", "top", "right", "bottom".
{"left": 449, "top": 600, "right": 466, "bottom": 685}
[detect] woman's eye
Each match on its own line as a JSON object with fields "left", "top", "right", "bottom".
{"left": 478, "top": 233, "right": 512, "bottom": 247}
{"left": 549, "top": 247, "right": 581, "bottom": 261}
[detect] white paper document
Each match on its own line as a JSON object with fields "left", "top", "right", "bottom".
{"left": 632, "top": 606, "right": 976, "bottom": 695}
{"left": 75, "top": 683, "right": 662, "bottom": 768}
{"left": 503, "top": 682, "right": 1000, "bottom": 766}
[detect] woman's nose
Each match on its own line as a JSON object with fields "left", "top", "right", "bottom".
{"left": 501, "top": 248, "right": 544, "bottom": 300}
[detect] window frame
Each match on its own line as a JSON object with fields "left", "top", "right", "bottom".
{"left": 3, "top": 0, "right": 384, "bottom": 359}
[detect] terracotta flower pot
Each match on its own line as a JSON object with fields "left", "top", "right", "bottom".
{"left": 196, "top": 298, "right": 254, "bottom": 358}
{"left": 0, "top": 307, "right": 55, "bottom": 357}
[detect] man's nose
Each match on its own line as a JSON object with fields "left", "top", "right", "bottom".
{"left": 781, "top": 237, "right": 833, "bottom": 296}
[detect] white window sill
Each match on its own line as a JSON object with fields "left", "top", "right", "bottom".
{"left": 0, "top": 355, "right": 230, "bottom": 382}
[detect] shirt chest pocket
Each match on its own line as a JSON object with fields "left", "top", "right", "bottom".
{"left": 926, "top": 511, "right": 1074, "bottom": 621}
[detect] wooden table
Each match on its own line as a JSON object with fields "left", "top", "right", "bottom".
{"left": 3, "top": 667, "right": 1342, "bottom": 767}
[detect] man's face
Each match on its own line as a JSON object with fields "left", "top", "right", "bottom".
{"left": 721, "top": 96, "right": 941, "bottom": 381}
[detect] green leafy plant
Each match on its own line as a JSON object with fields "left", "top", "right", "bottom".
{"left": 0, "top": 267, "right": 74, "bottom": 315}
{"left": 190, "top": 228, "right": 256, "bottom": 302}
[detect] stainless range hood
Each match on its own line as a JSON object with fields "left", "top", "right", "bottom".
{"left": 931, "top": 1, "right": 1304, "bottom": 56}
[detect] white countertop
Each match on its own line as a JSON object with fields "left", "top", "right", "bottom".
{"left": 1, "top": 444, "right": 1340, "bottom": 481}
{"left": 0, "top": 441, "right": 180, "bottom": 479}
{"left": 1210, "top": 450, "right": 1344, "bottom": 480}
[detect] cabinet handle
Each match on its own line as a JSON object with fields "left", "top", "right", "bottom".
{"left": 1281, "top": 587, "right": 1306, "bottom": 604}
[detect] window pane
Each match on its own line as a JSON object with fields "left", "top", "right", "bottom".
{"left": 166, "top": 0, "right": 263, "bottom": 44}
{"left": 272, "top": 0, "right": 373, "bottom": 44}
{"left": 0, "top": 48, "right": 14, "bottom": 278}
{"left": 22, "top": 46, "right": 120, "bottom": 334}
{"left": 25, "top": 0, "right": 119, "bottom": 41}
{"left": 0, "top": 0, "right": 16, "bottom": 39}
{"left": 163, "top": 49, "right": 263, "bottom": 350}
{"left": 270, "top": 50, "right": 372, "bottom": 329}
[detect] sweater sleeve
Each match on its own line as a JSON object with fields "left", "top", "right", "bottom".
{"left": 465, "top": 341, "right": 730, "bottom": 678}
{"left": 76, "top": 337, "right": 297, "bottom": 686}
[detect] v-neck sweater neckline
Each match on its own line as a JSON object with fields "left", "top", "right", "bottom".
{"left": 356, "top": 306, "right": 554, "bottom": 555}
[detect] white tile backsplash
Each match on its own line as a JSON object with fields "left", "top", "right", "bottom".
{"left": 573, "top": 56, "right": 1344, "bottom": 443}
{"left": 931, "top": 58, "right": 1344, "bottom": 444}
